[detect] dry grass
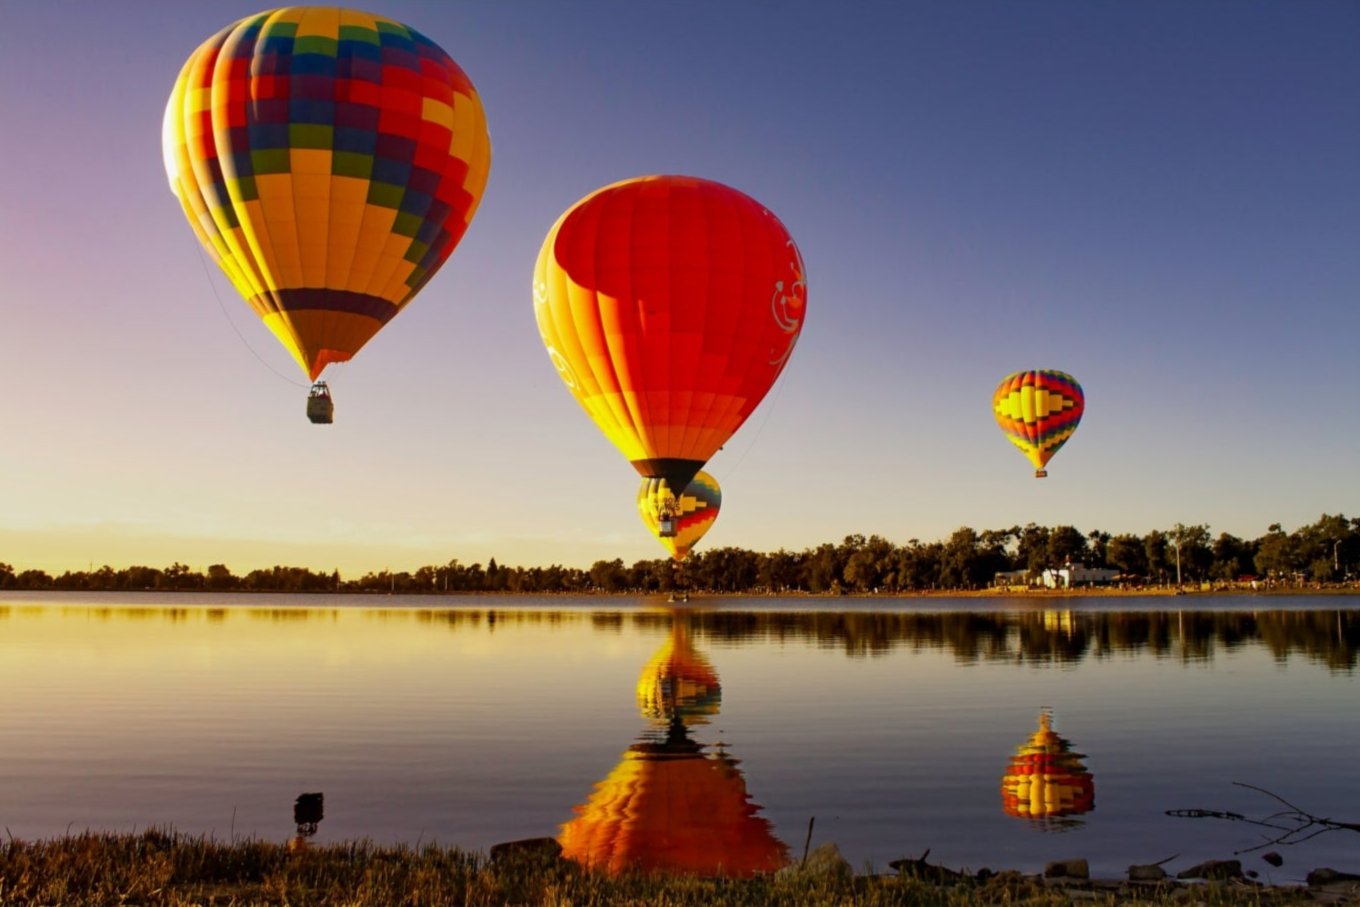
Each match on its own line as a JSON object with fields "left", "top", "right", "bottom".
{"left": 0, "top": 830, "right": 1320, "bottom": 907}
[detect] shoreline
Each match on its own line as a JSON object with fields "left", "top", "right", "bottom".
{"left": 2, "top": 830, "right": 1352, "bottom": 907}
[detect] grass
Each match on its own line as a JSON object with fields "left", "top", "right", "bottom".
{"left": 0, "top": 829, "right": 1324, "bottom": 907}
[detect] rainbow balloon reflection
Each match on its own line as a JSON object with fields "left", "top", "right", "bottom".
{"left": 560, "top": 617, "right": 786, "bottom": 876}
{"left": 1000, "top": 710, "right": 1095, "bottom": 827}
{"left": 636, "top": 619, "right": 721, "bottom": 726}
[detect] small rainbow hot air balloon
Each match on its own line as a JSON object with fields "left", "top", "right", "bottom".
{"left": 534, "top": 175, "right": 807, "bottom": 496}
{"left": 637, "top": 472, "right": 722, "bottom": 562}
{"left": 992, "top": 370, "right": 1085, "bottom": 477}
{"left": 1000, "top": 710, "right": 1094, "bottom": 827}
{"left": 164, "top": 7, "right": 491, "bottom": 422}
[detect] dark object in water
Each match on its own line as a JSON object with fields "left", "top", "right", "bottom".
{"left": 489, "top": 837, "right": 563, "bottom": 865}
{"left": 294, "top": 792, "right": 324, "bottom": 836}
{"left": 307, "top": 381, "right": 334, "bottom": 424}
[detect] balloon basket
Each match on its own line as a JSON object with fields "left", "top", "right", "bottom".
{"left": 307, "top": 382, "right": 334, "bottom": 425}
{"left": 1034, "top": 469, "right": 1047, "bottom": 478}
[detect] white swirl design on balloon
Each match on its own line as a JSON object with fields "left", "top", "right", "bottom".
{"left": 769, "top": 240, "right": 806, "bottom": 366}
{"left": 546, "top": 346, "right": 579, "bottom": 391}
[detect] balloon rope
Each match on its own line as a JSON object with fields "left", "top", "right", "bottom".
{"left": 191, "top": 243, "right": 309, "bottom": 388}
{"left": 721, "top": 367, "right": 790, "bottom": 481}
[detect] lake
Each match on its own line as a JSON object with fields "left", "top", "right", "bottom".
{"left": 2, "top": 592, "right": 1357, "bottom": 881}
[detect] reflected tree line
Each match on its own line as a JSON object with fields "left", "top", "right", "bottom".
{"left": 7, "top": 604, "right": 1355, "bottom": 671}
{"left": 2, "top": 513, "right": 1358, "bottom": 595}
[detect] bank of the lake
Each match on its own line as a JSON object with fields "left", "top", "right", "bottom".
{"left": 3, "top": 831, "right": 1354, "bottom": 907}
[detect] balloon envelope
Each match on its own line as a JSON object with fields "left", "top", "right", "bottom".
{"left": 534, "top": 175, "right": 807, "bottom": 496}
{"left": 992, "top": 370, "right": 1084, "bottom": 477}
{"left": 164, "top": 7, "right": 491, "bottom": 380}
{"left": 638, "top": 472, "right": 722, "bottom": 562}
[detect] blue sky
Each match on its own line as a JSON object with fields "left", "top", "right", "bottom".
{"left": 1, "top": 1, "right": 1357, "bottom": 574}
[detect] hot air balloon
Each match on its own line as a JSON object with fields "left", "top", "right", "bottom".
{"left": 163, "top": 7, "right": 491, "bottom": 422}
{"left": 992, "top": 370, "right": 1084, "bottom": 477}
{"left": 1000, "top": 710, "right": 1094, "bottom": 827}
{"left": 534, "top": 175, "right": 807, "bottom": 500}
{"left": 638, "top": 472, "right": 721, "bottom": 562}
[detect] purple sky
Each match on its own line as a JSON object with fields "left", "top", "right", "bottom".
{"left": 2, "top": 1, "right": 1357, "bottom": 574}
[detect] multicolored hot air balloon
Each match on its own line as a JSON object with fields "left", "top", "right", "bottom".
{"left": 992, "top": 370, "right": 1085, "bottom": 477}
{"left": 637, "top": 472, "right": 722, "bottom": 562}
{"left": 636, "top": 617, "right": 721, "bottom": 727}
{"left": 163, "top": 7, "right": 491, "bottom": 421}
{"left": 534, "top": 175, "right": 807, "bottom": 498}
{"left": 1000, "top": 710, "right": 1094, "bottom": 827}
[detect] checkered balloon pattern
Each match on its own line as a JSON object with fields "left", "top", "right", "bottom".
{"left": 164, "top": 7, "right": 491, "bottom": 379}
{"left": 992, "top": 369, "right": 1084, "bottom": 477}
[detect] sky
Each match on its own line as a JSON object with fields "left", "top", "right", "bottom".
{"left": 2, "top": 0, "right": 1357, "bottom": 576}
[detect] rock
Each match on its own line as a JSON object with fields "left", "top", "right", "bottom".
{"left": 1176, "top": 858, "right": 1242, "bottom": 880}
{"left": 1044, "top": 858, "right": 1089, "bottom": 879}
{"left": 778, "top": 842, "right": 853, "bottom": 883}
{"left": 888, "top": 853, "right": 968, "bottom": 882}
{"left": 1307, "top": 868, "right": 1360, "bottom": 886}
{"left": 489, "top": 837, "right": 563, "bottom": 865}
{"left": 1128, "top": 863, "right": 1167, "bottom": 881}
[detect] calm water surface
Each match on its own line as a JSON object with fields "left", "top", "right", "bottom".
{"left": 2, "top": 592, "right": 1358, "bottom": 879}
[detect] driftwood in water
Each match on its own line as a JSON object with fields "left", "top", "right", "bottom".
{"left": 1167, "top": 782, "right": 1360, "bottom": 853}
{"left": 888, "top": 849, "right": 973, "bottom": 882}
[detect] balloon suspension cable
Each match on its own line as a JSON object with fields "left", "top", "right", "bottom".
{"left": 718, "top": 367, "right": 791, "bottom": 482}
{"left": 191, "top": 243, "right": 309, "bottom": 388}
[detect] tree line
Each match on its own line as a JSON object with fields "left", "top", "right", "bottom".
{"left": 2, "top": 513, "right": 1356, "bottom": 595}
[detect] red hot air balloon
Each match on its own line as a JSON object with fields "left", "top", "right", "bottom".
{"left": 534, "top": 175, "right": 807, "bottom": 498}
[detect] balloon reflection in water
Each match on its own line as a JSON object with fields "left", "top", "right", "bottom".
{"left": 560, "top": 620, "right": 787, "bottom": 876}
{"left": 636, "top": 618, "right": 721, "bottom": 726}
{"left": 1000, "top": 711, "right": 1094, "bottom": 829}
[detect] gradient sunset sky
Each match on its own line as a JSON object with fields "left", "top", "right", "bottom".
{"left": 2, "top": 1, "right": 1357, "bottom": 575}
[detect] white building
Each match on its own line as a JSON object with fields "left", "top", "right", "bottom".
{"left": 1041, "top": 565, "right": 1120, "bottom": 588}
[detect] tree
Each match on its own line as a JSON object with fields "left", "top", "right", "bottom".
{"left": 205, "top": 564, "right": 237, "bottom": 591}
{"left": 1254, "top": 524, "right": 1297, "bottom": 581}
{"left": 844, "top": 535, "right": 895, "bottom": 592}
{"left": 940, "top": 527, "right": 988, "bottom": 589}
{"left": 1144, "top": 531, "right": 1170, "bottom": 584}
{"left": 1209, "top": 533, "right": 1252, "bottom": 581}
{"left": 1105, "top": 534, "right": 1147, "bottom": 577}
{"left": 893, "top": 540, "right": 943, "bottom": 590}
{"left": 588, "top": 558, "right": 628, "bottom": 592}
{"left": 1047, "top": 525, "right": 1090, "bottom": 566}
{"left": 1170, "top": 524, "right": 1212, "bottom": 582}
{"left": 1087, "top": 530, "right": 1111, "bottom": 567}
{"left": 801, "top": 543, "right": 841, "bottom": 593}
{"left": 1015, "top": 523, "right": 1051, "bottom": 576}
{"left": 759, "top": 549, "right": 802, "bottom": 593}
